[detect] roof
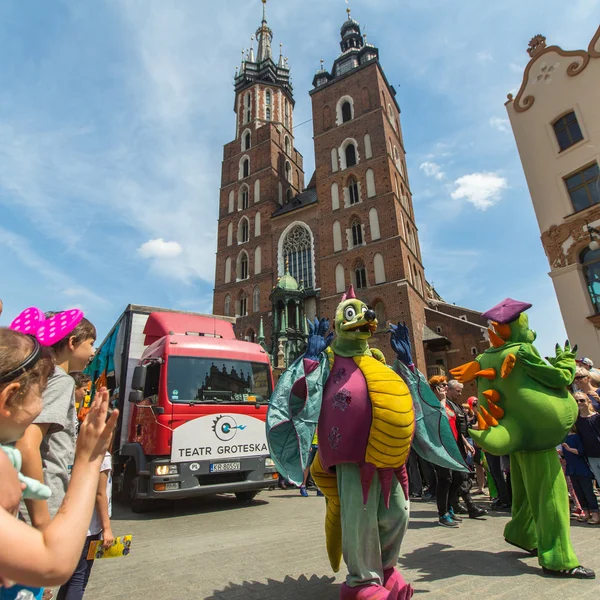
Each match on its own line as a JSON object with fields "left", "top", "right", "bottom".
{"left": 276, "top": 271, "right": 299, "bottom": 291}
{"left": 422, "top": 325, "right": 449, "bottom": 343}
{"left": 272, "top": 185, "right": 318, "bottom": 217}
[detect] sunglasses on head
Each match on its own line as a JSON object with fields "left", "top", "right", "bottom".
{"left": 576, "top": 398, "right": 588, "bottom": 404}
{"left": 574, "top": 375, "right": 587, "bottom": 380}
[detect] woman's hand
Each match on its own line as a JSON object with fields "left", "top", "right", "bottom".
{"left": 102, "top": 528, "right": 115, "bottom": 549}
{"left": 75, "top": 388, "right": 118, "bottom": 464}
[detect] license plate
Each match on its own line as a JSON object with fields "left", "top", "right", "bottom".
{"left": 210, "top": 462, "right": 241, "bottom": 473}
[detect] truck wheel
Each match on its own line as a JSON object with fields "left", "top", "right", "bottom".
{"left": 124, "top": 461, "right": 152, "bottom": 514}
{"left": 235, "top": 491, "right": 258, "bottom": 503}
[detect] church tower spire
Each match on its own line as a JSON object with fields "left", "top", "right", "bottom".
{"left": 256, "top": 0, "right": 273, "bottom": 63}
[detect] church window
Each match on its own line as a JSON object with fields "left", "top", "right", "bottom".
{"left": 266, "top": 107, "right": 271, "bottom": 121}
{"left": 224, "top": 257, "right": 231, "bottom": 284}
{"left": 366, "top": 169, "right": 376, "bottom": 198}
{"left": 244, "top": 93, "right": 252, "bottom": 124}
{"left": 253, "top": 287, "right": 260, "bottom": 313}
{"left": 282, "top": 225, "right": 314, "bottom": 289}
{"left": 355, "top": 261, "right": 367, "bottom": 289}
{"left": 348, "top": 177, "right": 360, "bottom": 205}
{"left": 331, "top": 182, "right": 340, "bottom": 210}
{"left": 243, "top": 131, "right": 251, "bottom": 151}
{"left": 369, "top": 208, "right": 380, "bottom": 241}
{"left": 254, "top": 179, "right": 260, "bottom": 203}
{"left": 239, "top": 185, "right": 249, "bottom": 210}
{"left": 341, "top": 101, "right": 352, "bottom": 123}
{"left": 240, "top": 157, "right": 250, "bottom": 179}
{"left": 228, "top": 190, "right": 234, "bottom": 213}
{"left": 285, "top": 161, "right": 292, "bottom": 182}
{"left": 284, "top": 100, "right": 290, "bottom": 128}
{"left": 239, "top": 292, "right": 248, "bottom": 317}
{"left": 364, "top": 133, "right": 372, "bottom": 159}
{"left": 238, "top": 252, "right": 249, "bottom": 280}
{"left": 333, "top": 220, "right": 342, "bottom": 252}
{"left": 581, "top": 246, "right": 600, "bottom": 313}
{"left": 335, "top": 263, "right": 346, "bottom": 294}
{"left": 331, "top": 148, "right": 339, "bottom": 172}
{"left": 345, "top": 143, "right": 357, "bottom": 168}
{"left": 351, "top": 219, "right": 363, "bottom": 247}
{"left": 255, "top": 246, "right": 262, "bottom": 275}
{"left": 238, "top": 217, "right": 249, "bottom": 244}
{"left": 374, "top": 253, "right": 386, "bottom": 284}
{"left": 254, "top": 211, "right": 261, "bottom": 237}
{"left": 224, "top": 294, "right": 231, "bottom": 317}
{"left": 266, "top": 90, "right": 272, "bottom": 106}
{"left": 227, "top": 222, "right": 233, "bottom": 246}
{"left": 285, "top": 136, "right": 291, "bottom": 155}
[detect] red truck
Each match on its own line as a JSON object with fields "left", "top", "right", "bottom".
{"left": 87, "top": 305, "right": 277, "bottom": 512}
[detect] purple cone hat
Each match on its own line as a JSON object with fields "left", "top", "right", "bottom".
{"left": 482, "top": 298, "right": 532, "bottom": 324}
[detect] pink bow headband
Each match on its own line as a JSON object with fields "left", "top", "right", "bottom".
{"left": 9, "top": 307, "right": 84, "bottom": 347}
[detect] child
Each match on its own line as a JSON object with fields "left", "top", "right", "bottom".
{"left": 15, "top": 310, "right": 97, "bottom": 529}
{"left": 71, "top": 372, "right": 91, "bottom": 415}
{"left": 56, "top": 427, "right": 114, "bottom": 600}
{"left": 0, "top": 327, "right": 118, "bottom": 593}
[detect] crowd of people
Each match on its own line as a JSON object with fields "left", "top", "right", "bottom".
{"left": 0, "top": 303, "right": 117, "bottom": 600}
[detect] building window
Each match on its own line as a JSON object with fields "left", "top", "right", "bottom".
{"left": 282, "top": 224, "right": 314, "bottom": 288}
{"left": 243, "top": 131, "right": 251, "bottom": 151}
{"left": 266, "top": 90, "right": 272, "bottom": 106}
{"left": 284, "top": 100, "right": 289, "bottom": 128}
{"left": 471, "top": 347, "right": 478, "bottom": 356}
{"left": 244, "top": 93, "right": 252, "bottom": 124}
{"left": 225, "top": 257, "right": 231, "bottom": 283}
{"left": 266, "top": 107, "right": 271, "bottom": 121}
{"left": 345, "top": 143, "right": 357, "bottom": 168}
{"left": 355, "top": 262, "right": 367, "bottom": 289}
{"left": 333, "top": 220, "right": 342, "bottom": 252}
{"left": 238, "top": 217, "right": 249, "bottom": 243}
{"left": 285, "top": 161, "right": 292, "bottom": 182}
{"left": 341, "top": 101, "right": 352, "bottom": 123}
{"left": 335, "top": 263, "right": 345, "bottom": 293}
{"left": 239, "top": 252, "right": 249, "bottom": 280}
{"left": 239, "top": 293, "right": 248, "bottom": 317}
{"left": 224, "top": 295, "right": 231, "bottom": 316}
{"left": 253, "top": 287, "right": 260, "bottom": 313}
{"left": 565, "top": 163, "right": 600, "bottom": 212}
{"left": 553, "top": 111, "right": 583, "bottom": 152}
{"left": 285, "top": 136, "right": 290, "bottom": 155}
{"left": 351, "top": 219, "right": 363, "bottom": 247}
{"left": 348, "top": 177, "right": 360, "bottom": 205}
{"left": 436, "top": 326, "right": 442, "bottom": 334}
{"left": 227, "top": 222, "right": 233, "bottom": 246}
{"left": 240, "top": 157, "right": 249, "bottom": 179}
{"left": 581, "top": 246, "right": 600, "bottom": 313}
{"left": 373, "top": 253, "right": 386, "bottom": 284}
{"left": 239, "top": 187, "right": 249, "bottom": 210}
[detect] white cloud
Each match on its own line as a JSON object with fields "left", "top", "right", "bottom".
{"left": 138, "top": 238, "right": 183, "bottom": 259}
{"left": 451, "top": 172, "right": 508, "bottom": 210}
{"left": 419, "top": 161, "right": 445, "bottom": 180}
{"left": 490, "top": 116, "right": 510, "bottom": 133}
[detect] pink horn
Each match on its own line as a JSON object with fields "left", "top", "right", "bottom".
{"left": 346, "top": 285, "right": 356, "bottom": 300}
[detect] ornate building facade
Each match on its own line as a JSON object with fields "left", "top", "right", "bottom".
{"left": 506, "top": 26, "right": 600, "bottom": 361}
{"left": 213, "top": 3, "right": 488, "bottom": 376}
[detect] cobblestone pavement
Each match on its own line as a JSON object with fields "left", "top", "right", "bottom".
{"left": 86, "top": 490, "right": 599, "bottom": 600}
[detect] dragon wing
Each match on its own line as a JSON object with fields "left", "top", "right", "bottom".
{"left": 394, "top": 361, "right": 469, "bottom": 472}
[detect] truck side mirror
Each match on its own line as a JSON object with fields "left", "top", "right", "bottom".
{"left": 131, "top": 365, "right": 147, "bottom": 391}
{"left": 129, "top": 390, "right": 144, "bottom": 404}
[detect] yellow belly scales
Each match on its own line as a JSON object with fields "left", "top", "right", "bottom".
{"left": 311, "top": 352, "right": 415, "bottom": 571}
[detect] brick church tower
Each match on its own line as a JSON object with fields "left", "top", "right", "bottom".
{"left": 212, "top": 0, "right": 305, "bottom": 346}
{"left": 213, "top": 3, "right": 443, "bottom": 373}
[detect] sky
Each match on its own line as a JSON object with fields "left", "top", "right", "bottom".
{"left": 0, "top": 0, "right": 598, "bottom": 357}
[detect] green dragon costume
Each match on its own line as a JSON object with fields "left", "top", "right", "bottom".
{"left": 450, "top": 298, "right": 595, "bottom": 579}
{"left": 267, "top": 287, "right": 468, "bottom": 599}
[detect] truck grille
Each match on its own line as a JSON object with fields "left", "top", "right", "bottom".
{"left": 197, "top": 472, "right": 247, "bottom": 486}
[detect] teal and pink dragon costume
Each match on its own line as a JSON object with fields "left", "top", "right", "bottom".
{"left": 451, "top": 298, "right": 595, "bottom": 579}
{"left": 267, "top": 287, "right": 468, "bottom": 599}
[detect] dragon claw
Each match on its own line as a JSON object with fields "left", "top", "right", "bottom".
{"left": 449, "top": 361, "right": 481, "bottom": 383}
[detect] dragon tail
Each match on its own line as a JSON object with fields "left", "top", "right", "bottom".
{"left": 310, "top": 451, "right": 342, "bottom": 572}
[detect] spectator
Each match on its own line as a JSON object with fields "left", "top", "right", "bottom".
{"left": 71, "top": 372, "right": 91, "bottom": 415}
{"left": 574, "top": 391, "right": 600, "bottom": 489}
{"left": 573, "top": 367, "right": 600, "bottom": 412}
{"left": 0, "top": 327, "right": 118, "bottom": 591}
{"left": 16, "top": 314, "right": 97, "bottom": 530}
{"left": 445, "top": 380, "right": 487, "bottom": 519}
{"left": 560, "top": 417, "right": 599, "bottom": 525}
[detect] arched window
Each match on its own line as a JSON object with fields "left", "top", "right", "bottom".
{"left": 335, "top": 263, "right": 346, "bottom": 293}
{"left": 243, "top": 131, "right": 251, "bottom": 151}
{"left": 284, "top": 100, "right": 290, "bottom": 128}
{"left": 254, "top": 179, "right": 260, "bottom": 203}
{"left": 266, "top": 90, "right": 272, "bottom": 106}
{"left": 374, "top": 253, "right": 386, "bottom": 284}
{"left": 388, "top": 104, "right": 396, "bottom": 130}
{"left": 345, "top": 143, "right": 357, "bottom": 168}
{"left": 253, "top": 287, "right": 260, "bottom": 313}
{"left": 239, "top": 292, "right": 248, "bottom": 317}
{"left": 393, "top": 147, "right": 400, "bottom": 171}
{"left": 413, "top": 265, "right": 420, "bottom": 292}
{"left": 225, "top": 257, "right": 232, "bottom": 284}
{"left": 266, "top": 107, "right": 271, "bottom": 121}
{"left": 374, "top": 301, "right": 385, "bottom": 328}
{"left": 366, "top": 169, "right": 376, "bottom": 198}
{"left": 254, "top": 211, "right": 261, "bottom": 237}
{"left": 238, "top": 217, "right": 249, "bottom": 243}
{"left": 331, "top": 148, "right": 338, "bottom": 172}
{"left": 282, "top": 225, "right": 314, "bottom": 288}
{"left": 351, "top": 219, "right": 363, "bottom": 247}
{"left": 285, "top": 136, "right": 291, "bottom": 155}
{"left": 224, "top": 294, "right": 231, "bottom": 317}
{"left": 237, "top": 252, "right": 249, "bottom": 280}
{"left": 331, "top": 182, "right": 340, "bottom": 210}
{"left": 227, "top": 222, "right": 233, "bottom": 246}
{"left": 355, "top": 261, "right": 367, "bottom": 289}
{"left": 239, "top": 185, "right": 249, "bottom": 210}
{"left": 286, "top": 188, "right": 293, "bottom": 203}
{"left": 364, "top": 134, "right": 372, "bottom": 159}
{"left": 246, "top": 329, "right": 256, "bottom": 343}
{"left": 369, "top": 208, "right": 381, "bottom": 241}
{"left": 341, "top": 101, "right": 352, "bottom": 123}
{"left": 244, "top": 92, "right": 252, "bottom": 124}
{"left": 348, "top": 177, "right": 360, "bottom": 205}
{"left": 228, "top": 190, "right": 234, "bottom": 213}
{"left": 285, "top": 161, "right": 292, "bottom": 182}
{"left": 255, "top": 246, "right": 262, "bottom": 275}
{"left": 240, "top": 157, "right": 250, "bottom": 179}
{"left": 581, "top": 246, "right": 600, "bottom": 313}
{"left": 333, "top": 220, "right": 342, "bottom": 252}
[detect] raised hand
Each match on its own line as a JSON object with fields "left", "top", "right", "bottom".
{"left": 389, "top": 322, "right": 413, "bottom": 366}
{"left": 305, "top": 317, "right": 334, "bottom": 360}
{"left": 546, "top": 340, "right": 577, "bottom": 367}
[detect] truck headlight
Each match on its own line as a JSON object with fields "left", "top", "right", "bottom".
{"left": 155, "top": 464, "right": 179, "bottom": 476}
{"left": 265, "top": 458, "right": 275, "bottom": 468}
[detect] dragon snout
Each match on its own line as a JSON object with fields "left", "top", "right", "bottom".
{"left": 364, "top": 309, "right": 376, "bottom": 322}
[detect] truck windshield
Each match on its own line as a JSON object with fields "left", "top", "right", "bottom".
{"left": 166, "top": 356, "right": 271, "bottom": 404}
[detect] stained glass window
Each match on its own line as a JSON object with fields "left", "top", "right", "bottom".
{"left": 282, "top": 225, "right": 314, "bottom": 289}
